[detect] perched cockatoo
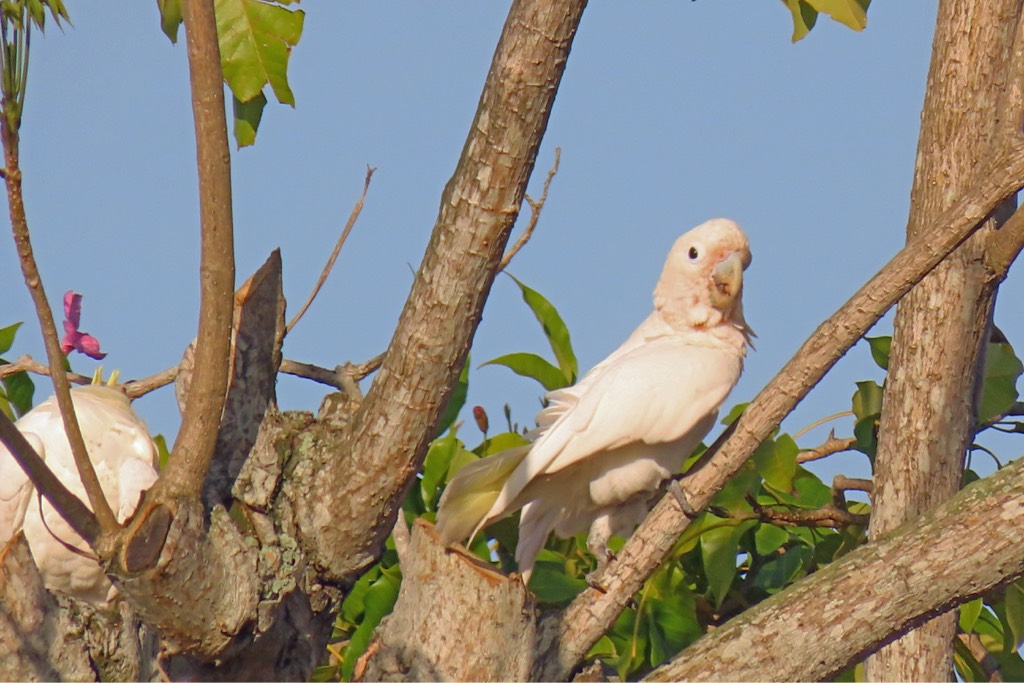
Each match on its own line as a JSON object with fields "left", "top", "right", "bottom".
{"left": 0, "top": 384, "right": 159, "bottom": 603}
{"left": 436, "top": 218, "right": 753, "bottom": 584}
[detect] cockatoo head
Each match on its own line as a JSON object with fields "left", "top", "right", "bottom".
{"left": 654, "top": 218, "right": 753, "bottom": 345}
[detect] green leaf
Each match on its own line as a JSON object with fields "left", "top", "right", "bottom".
{"left": 720, "top": 402, "right": 748, "bottom": 426}
{"left": 853, "top": 414, "right": 878, "bottom": 460}
{"left": 421, "top": 433, "right": 460, "bottom": 511}
{"left": 528, "top": 559, "right": 588, "bottom": 605}
{"left": 806, "top": 0, "right": 869, "bottom": 32}
{"left": 509, "top": 276, "right": 577, "bottom": 384}
{"left": 473, "top": 431, "right": 530, "bottom": 457}
{"left": 1005, "top": 579, "right": 1024, "bottom": 649}
{"left": 852, "top": 380, "right": 883, "bottom": 420}
{"left": 232, "top": 90, "right": 266, "bottom": 147}
{"left": 959, "top": 597, "right": 984, "bottom": 633}
{"left": 482, "top": 352, "right": 569, "bottom": 392}
{"left": 340, "top": 565, "right": 379, "bottom": 624}
{"left": 587, "top": 635, "right": 617, "bottom": 660}
{"left": 342, "top": 569, "right": 401, "bottom": 681}
{"left": 979, "top": 342, "right": 1023, "bottom": 424}
{"left": 156, "top": 0, "right": 183, "bottom": 43}
{"left": 1, "top": 369, "right": 33, "bottom": 417}
{"left": 711, "top": 461, "right": 759, "bottom": 513}
{"left": 783, "top": 0, "right": 818, "bottom": 42}
{"left": 436, "top": 356, "right": 470, "bottom": 437}
{"left": 700, "top": 524, "right": 740, "bottom": 610}
{"left": 153, "top": 434, "right": 171, "bottom": 470}
{"left": 751, "top": 544, "right": 808, "bottom": 594}
{"left": 753, "top": 523, "right": 789, "bottom": 556}
{"left": 866, "top": 335, "right": 891, "bottom": 370}
{"left": 754, "top": 434, "right": 798, "bottom": 492}
{"left": 214, "top": 0, "right": 304, "bottom": 105}
{"left": 0, "top": 322, "right": 20, "bottom": 354}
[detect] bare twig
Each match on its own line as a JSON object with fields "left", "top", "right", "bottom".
{"left": 0, "top": 355, "right": 92, "bottom": 385}
{"left": 279, "top": 354, "right": 384, "bottom": 390}
{"left": 160, "top": 0, "right": 236, "bottom": 498}
{"left": 499, "top": 147, "right": 560, "bottom": 271}
{"left": 721, "top": 497, "right": 869, "bottom": 529}
{"left": 792, "top": 411, "right": 854, "bottom": 440}
{"left": 121, "top": 365, "right": 179, "bottom": 400}
{"left": 833, "top": 475, "right": 874, "bottom": 495}
{"left": 797, "top": 432, "right": 858, "bottom": 463}
{"left": 286, "top": 166, "right": 375, "bottom": 335}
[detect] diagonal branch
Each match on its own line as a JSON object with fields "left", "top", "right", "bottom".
{"left": 1, "top": 29, "right": 115, "bottom": 538}
{"left": 0, "top": 409, "right": 98, "bottom": 543}
{"left": 537, "top": 146, "right": 1024, "bottom": 680}
{"left": 158, "top": 0, "right": 236, "bottom": 498}
{"left": 300, "top": 0, "right": 589, "bottom": 582}
{"left": 644, "top": 448, "right": 1024, "bottom": 681}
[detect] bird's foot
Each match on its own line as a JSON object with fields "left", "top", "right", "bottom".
{"left": 668, "top": 479, "right": 699, "bottom": 518}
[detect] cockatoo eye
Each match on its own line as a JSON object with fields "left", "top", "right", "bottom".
{"left": 687, "top": 245, "right": 702, "bottom": 262}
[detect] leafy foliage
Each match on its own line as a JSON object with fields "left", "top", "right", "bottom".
{"left": 0, "top": 0, "right": 69, "bottom": 131}
{"left": 782, "top": 0, "right": 871, "bottom": 43}
{"left": 155, "top": 0, "right": 304, "bottom": 147}
{"left": 0, "top": 322, "right": 33, "bottom": 418}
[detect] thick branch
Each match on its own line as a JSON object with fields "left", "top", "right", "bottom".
{"left": 537, "top": 145, "right": 1024, "bottom": 681}
{"left": 160, "top": 0, "right": 235, "bottom": 497}
{"left": 868, "top": 1, "right": 1021, "bottom": 676}
{"left": 644, "top": 450, "right": 1024, "bottom": 681}
{"left": 298, "top": 0, "right": 588, "bottom": 583}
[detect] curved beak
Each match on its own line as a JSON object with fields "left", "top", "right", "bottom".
{"left": 709, "top": 251, "right": 744, "bottom": 310}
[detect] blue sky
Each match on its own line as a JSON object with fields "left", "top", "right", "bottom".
{"left": 4, "top": 3, "right": 1017, "bottom": 488}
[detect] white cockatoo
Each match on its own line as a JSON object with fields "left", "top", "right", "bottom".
{"left": 436, "top": 218, "right": 753, "bottom": 584}
{"left": 0, "top": 384, "right": 159, "bottom": 603}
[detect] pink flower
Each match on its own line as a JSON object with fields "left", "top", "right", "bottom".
{"left": 61, "top": 291, "right": 106, "bottom": 360}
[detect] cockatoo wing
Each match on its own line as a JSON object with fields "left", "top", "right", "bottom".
{"left": 1, "top": 385, "right": 159, "bottom": 603}
{"left": 482, "top": 334, "right": 741, "bottom": 527}
{"left": 0, "top": 430, "right": 42, "bottom": 544}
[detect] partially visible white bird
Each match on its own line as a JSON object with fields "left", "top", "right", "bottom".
{"left": 436, "top": 218, "right": 753, "bottom": 584}
{"left": 0, "top": 384, "right": 159, "bottom": 603}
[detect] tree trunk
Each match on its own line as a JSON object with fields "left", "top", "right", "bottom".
{"left": 867, "top": 1, "right": 1021, "bottom": 679}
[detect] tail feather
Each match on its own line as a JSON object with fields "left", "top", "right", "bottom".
{"left": 435, "top": 445, "right": 530, "bottom": 546}
{"left": 514, "top": 499, "right": 562, "bottom": 585}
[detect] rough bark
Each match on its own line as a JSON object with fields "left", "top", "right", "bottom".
{"left": 867, "top": 1, "right": 1022, "bottom": 678}
{"left": 0, "top": 534, "right": 159, "bottom": 681}
{"left": 355, "top": 520, "right": 539, "bottom": 681}
{"left": 295, "top": 0, "right": 588, "bottom": 585}
{"left": 644, "top": 449, "right": 1024, "bottom": 681}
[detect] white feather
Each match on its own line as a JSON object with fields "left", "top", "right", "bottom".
{"left": 0, "top": 385, "right": 158, "bottom": 603}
